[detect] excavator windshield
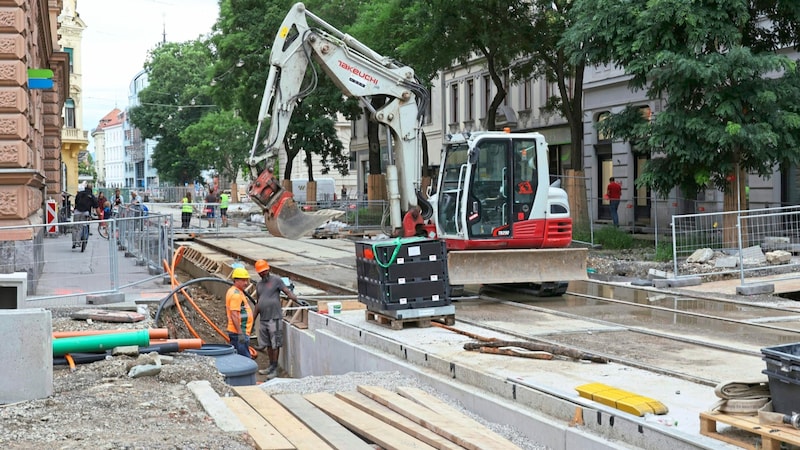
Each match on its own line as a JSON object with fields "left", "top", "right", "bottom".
{"left": 437, "top": 135, "right": 544, "bottom": 241}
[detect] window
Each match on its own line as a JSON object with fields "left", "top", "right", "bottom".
{"left": 483, "top": 75, "right": 491, "bottom": 116}
{"left": 597, "top": 111, "right": 611, "bottom": 142}
{"left": 466, "top": 79, "right": 474, "bottom": 121}
{"left": 64, "top": 98, "right": 75, "bottom": 128}
{"left": 64, "top": 47, "right": 73, "bottom": 74}
{"left": 425, "top": 95, "right": 433, "bottom": 125}
{"left": 523, "top": 79, "right": 531, "bottom": 110}
{"left": 450, "top": 83, "right": 459, "bottom": 123}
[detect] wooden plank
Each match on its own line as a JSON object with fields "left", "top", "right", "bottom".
{"left": 318, "top": 299, "right": 364, "bottom": 312}
{"left": 336, "top": 392, "right": 466, "bottom": 450}
{"left": 272, "top": 393, "right": 374, "bottom": 450}
{"left": 700, "top": 411, "right": 800, "bottom": 450}
{"left": 305, "top": 392, "right": 437, "bottom": 450}
{"left": 358, "top": 386, "right": 520, "bottom": 450}
{"left": 221, "top": 397, "right": 295, "bottom": 450}
{"left": 234, "top": 386, "right": 334, "bottom": 450}
{"left": 69, "top": 309, "right": 145, "bottom": 323}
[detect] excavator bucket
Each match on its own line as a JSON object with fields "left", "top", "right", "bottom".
{"left": 446, "top": 247, "right": 588, "bottom": 286}
{"left": 263, "top": 191, "right": 343, "bottom": 239}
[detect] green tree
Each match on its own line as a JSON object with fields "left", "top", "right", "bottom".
{"left": 129, "top": 40, "right": 214, "bottom": 185}
{"left": 212, "top": 0, "right": 358, "bottom": 184}
{"left": 179, "top": 110, "right": 253, "bottom": 185}
{"left": 566, "top": 0, "right": 800, "bottom": 200}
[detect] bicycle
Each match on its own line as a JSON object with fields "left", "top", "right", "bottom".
{"left": 58, "top": 192, "right": 72, "bottom": 235}
{"left": 95, "top": 211, "right": 109, "bottom": 240}
{"left": 72, "top": 211, "right": 90, "bottom": 253}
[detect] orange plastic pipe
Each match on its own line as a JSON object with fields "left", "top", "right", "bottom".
{"left": 53, "top": 328, "right": 169, "bottom": 339}
{"left": 149, "top": 338, "right": 203, "bottom": 350}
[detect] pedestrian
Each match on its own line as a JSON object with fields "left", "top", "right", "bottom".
{"left": 130, "top": 190, "right": 141, "bottom": 207}
{"left": 112, "top": 188, "right": 124, "bottom": 206}
{"left": 606, "top": 177, "right": 622, "bottom": 227}
{"left": 205, "top": 188, "right": 217, "bottom": 228}
{"left": 226, "top": 267, "right": 254, "bottom": 358}
{"left": 181, "top": 192, "right": 194, "bottom": 229}
{"left": 402, "top": 205, "right": 426, "bottom": 237}
{"left": 340, "top": 186, "right": 347, "bottom": 200}
{"left": 72, "top": 184, "right": 98, "bottom": 249}
{"left": 96, "top": 192, "right": 107, "bottom": 219}
{"left": 253, "top": 259, "right": 297, "bottom": 378}
{"left": 219, "top": 190, "right": 230, "bottom": 227}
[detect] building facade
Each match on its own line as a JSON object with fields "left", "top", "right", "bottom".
{"left": 93, "top": 108, "right": 124, "bottom": 188}
{"left": 0, "top": 0, "right": 69, "bottom": 294}
{"left": 125, "top": 70, "right": 158, "bottom": 192}
{"left": 57, "top": 0, "right": 89, "bottom": 196}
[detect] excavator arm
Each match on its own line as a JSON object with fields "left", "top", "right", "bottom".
{"left": 248, "top": 2, "right": 428, "bottom": 238}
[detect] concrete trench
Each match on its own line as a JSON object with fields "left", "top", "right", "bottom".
{"left": 176, "top": 244, "right": 733, "bottom": 450}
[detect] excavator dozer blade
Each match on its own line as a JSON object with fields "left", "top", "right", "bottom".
{"left": 446, "top": 247, "right": 588, "bottom": 286}
{"left": 264, "top": 192, "right": 344, "bottom": 239}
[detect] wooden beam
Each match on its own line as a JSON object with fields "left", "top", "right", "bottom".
{"left": 272, "top": 393, "right": 374, "bottom": 450}
{"left": 233, "top": 386, "right": 334, "bottom": 450}
{"left": 221, "top": 396, "right": 295, "bottom": 450}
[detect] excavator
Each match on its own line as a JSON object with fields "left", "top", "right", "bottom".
{"left": 247, "top": 2, "right": 586, "bottom": 295}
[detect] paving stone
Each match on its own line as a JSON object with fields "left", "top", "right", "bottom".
{"left": 736, "top": 284, "right": 774, "bottom": 296}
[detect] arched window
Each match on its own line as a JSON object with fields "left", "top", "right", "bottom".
{"left": 64, "top": 98, "right": 75, "bottom": 128}
{"left": 596, "top": 111, "right": 611, "bottom": 142}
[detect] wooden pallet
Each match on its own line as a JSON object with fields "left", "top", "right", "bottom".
{"left": 700, "top": 410, "right": 800, "bottom": 450}
{"left": 365, "top": 310, "right": 455, "bottom": 330}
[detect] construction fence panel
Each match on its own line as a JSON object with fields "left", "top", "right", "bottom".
{"left": 114, "top": 207, "right": 173, "bottom": 289}
{"left": 672, "top": 205, "right": 800, "bottom": 280}
{"left": 5, "top": 221, "right": 119, "bottom": 305}
{"left": 738, "top": 209, "right": 800, "bottom": 285}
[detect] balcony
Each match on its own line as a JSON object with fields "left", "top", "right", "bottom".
{"left": 61, "top": 127, "right": 88, "bottom": 143}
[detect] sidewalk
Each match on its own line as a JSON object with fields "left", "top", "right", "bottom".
{"left": 32, "top": 229, "right": 172, "bottom": 307}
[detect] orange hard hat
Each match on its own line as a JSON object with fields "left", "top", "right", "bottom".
{"left": 254, "top": 259, "right": 270, "bottom": 273}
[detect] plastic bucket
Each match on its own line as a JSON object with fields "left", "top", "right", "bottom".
{"left": 329, "top": 301, "right": 342, "bottom": 315}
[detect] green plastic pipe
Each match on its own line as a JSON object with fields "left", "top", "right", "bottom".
{"left": 52, "top": 329, "right": 150, "bottom": 356}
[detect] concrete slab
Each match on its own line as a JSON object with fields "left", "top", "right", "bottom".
{"left": 736, "top": 283, "right": 775, "bottom": 296}
{"left": 187, "top": 380, "right": 245, "bottom": 432}
{"left": 0, "top": 308, "right": 52, "bottom": 403}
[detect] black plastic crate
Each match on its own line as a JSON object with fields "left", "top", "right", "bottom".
{"left": 762, "top": 343, "right": 800, "bottom": 382}
{"left": 357, "top": 257, "right": 447, "bottom": 284}
{"left": 358, "top": 278, "right": 450, "bottom": 311}
{"left": 762, "top": 369, "right": 800, "bottom": 415}
{"left": 356, "top": 238, "right": 446, "bottom": 267}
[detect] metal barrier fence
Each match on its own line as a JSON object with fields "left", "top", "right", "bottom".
{"left": 5, "top": 210, "right": 174, "bottom": 303}
{"left": 671, "top": 205, "right": 800, "bottom": 282}
{"left": 297, "top": 199, "right": 389, "bottom": 233}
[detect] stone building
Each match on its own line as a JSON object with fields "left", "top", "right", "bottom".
{"left": 57, "top": 0, "right": 88, "bottom": 196}
{"left": 0, "top": 0, "right": 69, "bottom": 294}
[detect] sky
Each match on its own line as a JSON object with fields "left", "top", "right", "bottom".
{"left": 78, "top": 0, "right": 220, "bottom": 150}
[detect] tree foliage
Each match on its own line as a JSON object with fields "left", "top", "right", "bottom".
{"left": 129, "top": 40, "right": 215, "bottom": 185}
{"left": 212, "top": 0, "right": 358, "bottom": 181}
{"left": 179, "top": 110, "right": 254, "bottom": 184}
{"left": 567, "top": 0, "right": 800, "bottom": 197}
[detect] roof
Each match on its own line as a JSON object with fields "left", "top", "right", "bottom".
{"left": 95, "top": 108, "right": 124, "bottom": 130}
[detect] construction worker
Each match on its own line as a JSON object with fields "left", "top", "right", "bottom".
{"left": 181, "top": 192, "right": 194, "bottom": 229}
{"left": 219, "top": 191, "right": 230, "bottom": 227}
{"left": 226, "top": 267, "right": 254, "bottom": 357}
{"left": 253, "top": 259, "right": 297, "bottom": 378}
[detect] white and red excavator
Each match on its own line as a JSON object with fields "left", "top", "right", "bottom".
{"left": 247, "top": 2, "right": 586, "bottom": 295}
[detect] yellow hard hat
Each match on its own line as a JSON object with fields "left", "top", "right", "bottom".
{"left": 231, "top": 267, "right": 250, "bottom": 279}
{"left": 254, "top": 259, "right": 270, "bottom": 273}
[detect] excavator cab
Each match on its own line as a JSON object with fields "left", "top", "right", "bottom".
{"left": 434, "top": 131, "right": 586, "bottom": 292}
{"left": 435, "top": 131, "right": 571, "bottom": 250}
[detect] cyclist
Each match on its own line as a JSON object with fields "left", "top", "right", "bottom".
{"left": 72, "top": 184, "right": 98, "bottom": 250}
